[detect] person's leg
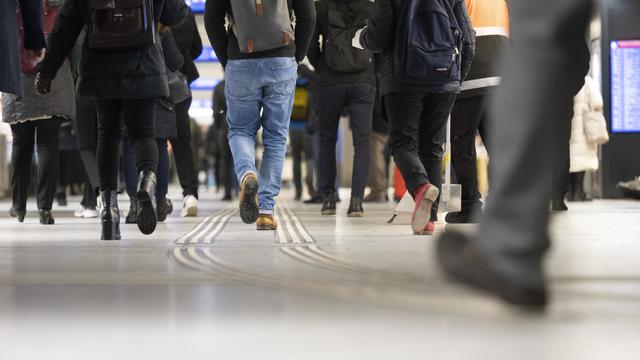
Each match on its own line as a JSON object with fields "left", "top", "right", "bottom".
{"left": 96, "top": 99, "right": 125, "bottom": 191}
{"left": 75, "top": 96, "right": 100, "bottom": 193}
{"left": 366, "top": 132, "right": 389, "bottom": 200}
{"left": 219, "top": 127, "right": 234, "bottom": 200}
{"left": 346, "top": 82, "right": 375, "bottom": 200}
{"left": 156, "top": 139, "right": 170, "bottom": 200}
{"left": 418, "top": 93, "right": 457, "bottom": 221}
{"left": 317, "top": 84, "right": 348, "bottom": 199}
{"left": 303, "top": 132, "right": 316, "bottom": 197}
{"left": 10, "top": 122, "right": 36, "bottom": 218}
{"left": 438, "top": 0, "right": 593, "bottom": 307}
{"left": 34, "top": 118, "right": 63, "bottom": 212}
{"left": 289, "top": 128, "right": 304, "bottom": 199}
{"left": 551, "top": 114, "right": 572, "bottom": 210}
{"left": 121, "top": 136, "right": 138, "bottom": 200}
{"left": 170, "top": 97, "right": 199, "bottom": 199}
{"left": 449, "top": 95, "right": 485, "bottom": 216}
{"left": 258, "top": 57, "right": 298, "bottom": 216}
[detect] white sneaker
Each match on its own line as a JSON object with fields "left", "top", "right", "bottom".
{"left": 97, "top": 197, "right": 104, "bottom": 214}
{"left": 181, "top": 195, "right": 198, "bottom": 217}
{"left": 74, "top": 207, "right": 85, "bottom": 218}
{"left": 82, "top": 207, "right": 99, "bottom": 218}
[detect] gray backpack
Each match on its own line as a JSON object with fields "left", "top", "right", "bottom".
{"left": 229, "top": 0, "right": 295, "bottom": 54}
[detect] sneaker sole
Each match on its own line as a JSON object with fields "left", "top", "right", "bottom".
{"left": 239, "top": 177, "right": 259, "bottom": 224}
{"left": 347, "top": 212, "right": 364, "bottom": 218}
{"left": 136, "top": 191, "right": 157, "bottom": 235}
{"left": 321, "top": 210, "right": 337, "bottom": 216}
{"left": 181, "top": 205, "right": 198, "bottom": 217}
{"left": 257, "top": 224, "right": 277, "bottom": 231}
{"left": 411, "top": 186, "right": 440, "bottom": 233}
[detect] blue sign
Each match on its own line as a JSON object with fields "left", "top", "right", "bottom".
{"left": 611, "top": 40, "right": 640, "bottom": 133}
{"left": 196, "top": 46, "right": 219, "bottom": 63}
{"left": 185, "top": 0, "right": 205, "bottom": 13}
{"left": 190, "top": 77, "right": 221, "bottom": 91}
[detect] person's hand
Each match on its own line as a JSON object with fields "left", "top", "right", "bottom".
{"left": 24, "top": 48, "right": 46, "bottom": 63}
{"left": 352, "top": 28, "right": 365, "bottom": 50}
{"left": 34, "top": 72, "right": 53, "bottom": 95}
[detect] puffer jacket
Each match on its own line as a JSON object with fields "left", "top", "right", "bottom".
{"left": 570, "top": 76, "right": 606, "bottom": 173}
{"left": 39, "top": 0, "right": 187, "bottom": 100}
{"left": 2, "top": 58, "right": 75, "bottom": 125}
{"left": 155, "top": 30, "right": 185, "bottom": 140}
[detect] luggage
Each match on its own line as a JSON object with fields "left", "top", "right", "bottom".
{"left": 323, "top": 0, "right": 372, "bottom": 73}
{"left": 17, "top": 0, "right": 60, "bottom": 74}
{"left": 229, "top": 0, "right": 295, "bottom": 54}
{"left": 87, "top": 0, "right": 156, "bottom": 49}
{"left": 394, "top": 0, "right": 464, "bottom": 86}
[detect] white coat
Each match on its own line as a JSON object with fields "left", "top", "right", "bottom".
{"left": 570, "top": 76, "right": 608, "bottom": 173}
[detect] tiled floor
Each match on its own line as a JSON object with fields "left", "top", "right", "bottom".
{"left": 0, "top": 190, "right": 639, "bottom": 359}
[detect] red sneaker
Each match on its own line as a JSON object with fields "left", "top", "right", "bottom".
{"left": 414, "top": 221, "right": 436, "bottom": 235}
{"left": 411, "top": 183, "right": 439, "bottom": 233}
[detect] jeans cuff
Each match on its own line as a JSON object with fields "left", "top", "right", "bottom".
{"left": 259, "top": 209, "right": 274, "bottom": 215}
{"left": 239, "top": 171, "right": 257, "bottom": 183}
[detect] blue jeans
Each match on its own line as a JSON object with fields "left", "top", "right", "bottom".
{"left": 225, "top": 58, "right": 298, "bottom": 214}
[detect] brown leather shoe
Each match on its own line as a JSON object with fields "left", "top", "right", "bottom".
{"left": 256, "top": 214, "right": 278, "bottom": 231}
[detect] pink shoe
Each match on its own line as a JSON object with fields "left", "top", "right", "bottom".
{"left": 414, "top": 221, "right": 436, "bottom": 235}
{"left": 411, "top": 183, "right": 440, "bottom": 234}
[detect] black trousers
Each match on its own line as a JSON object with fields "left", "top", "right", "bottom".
{"left": 169, "top": 97, "right": 199, "bottom": 199}
{"left": 450, "top": 94, "right": 490, "bottom": 210}
{"left": 385, "top": 92, "right": 457, "bottom": 221}
{"left": 289, "top": 127, "right": 314, "bottom": 197}
{"left": 95, "top": 98, "right": 158, "bottom": 191}
{"left": 10, "top": 117, "right": 62, "bottom": 211}
{"left": 551, "top": 113, "right": 572, "bottom": 200}
{"left": 317, "top": 82, "right": 375, "bottom": 199}
{"left": 75, "top": 95, "right": 100, "bottom": 191}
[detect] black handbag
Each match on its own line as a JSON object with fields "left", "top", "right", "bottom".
{"left": 167, "top": 69, "right": 190, "bottom": 104}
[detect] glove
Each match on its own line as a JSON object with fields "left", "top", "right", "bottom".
{"left": 352, "top": 27, "right": 366, "bottom": 50}
{"left": 34, "top": 72, "right": 53, "bottom": 95}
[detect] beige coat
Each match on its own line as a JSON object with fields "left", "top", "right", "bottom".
{"left": 570, "top": 76, "right": 607, "bottom": 173}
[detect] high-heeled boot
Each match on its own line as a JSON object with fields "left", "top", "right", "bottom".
{"left": 101, "top": 190, "right": 121, "bottom": 240}
{"left": 39, "top": 209, "right": 55, "bottom": 225}
{"left": 136, "top": 169, "right": 158, "bottom": 235}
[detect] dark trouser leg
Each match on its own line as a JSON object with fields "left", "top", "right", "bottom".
{"left": 303, "top": 132, "right": 315, "bottom": 188}
{"left": 317, "top": 85, "right": 347, "bottom": 197}
{"left": 75, "top": 95, "right": 100, "bottom": 192}
{"left": 10, "top": 122, "right": 36, "bottom": 212}
{"left": 96, "top": 99, "right": 124, "bottom": 191}
{"left": 156, "top": 139, "right": 170, "bottom": 200}
{"left": 122, "top": 99, "right": 158, "bottom": 175}
{"left": 368, "top": 132, "right": 390, "bottom": 197}
{"left": 551, "top": 115, "right": 572, "bottom": 200}
{"left": 218, "top": 127, "right": 233, "bottom": 198}
{"left": 477, "top": 0, "right": 592, "bottom": 277}
{"left": 418, "top": 94, "right": 457, "bottom": 220}
{"left": 121, "top": 136, "right": 138, "bottom": 199}
{"left": 451, "top": 95, "right": 485, "bottom": 210}
{"left": 170, "top": 97, "right": 199, "bottom": 199}
{"left": 346, "top": 83, "right": 375, "bottom": 199}
{"left": 81, "top": 173, "right": 97, "bottom": 208}
{"left": 34, "top": 118, "right": 62, "bottom": 210}
{"left": 289, "top": 128, "right": 304, "bottom": 197}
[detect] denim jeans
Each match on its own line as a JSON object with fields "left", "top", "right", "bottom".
{"left": 225, "top": 57, "right": 298, "bottom": 214}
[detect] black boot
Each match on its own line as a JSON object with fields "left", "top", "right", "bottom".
{"left": 125, "top": 197, "right": 139, "bottom": 224}
{"left": 101, "top": 190, "right": 121, "bottom": 240}
{"left": 38, "top": 209, "right": 55, "bottom": 225}
{"left": 136, "top": 170, "right": 158, "bottom": 235}
{"left": 321, "top": 193, "right": 337, "bottom": 216}
{"left": 347, "top": 197, "right": 364, "bottom": 217}
{"left": 156, "top": 197, "right": 173, "bottom": 222}
{"left": 551, "top": 198, "right": 568, "bottom": 212}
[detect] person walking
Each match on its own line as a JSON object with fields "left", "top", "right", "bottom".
{"left": 308, "top": 0, "right": 376, "bottom": 217}
{"left": 36, "top": 0, "right": 187, "bottom": 240}
{"left": 446, "top": 0, "right": 510, "bottom": 223}
{"left": 205, "top": 0, "right": 316, "bottom": 231}
{"left": 437, "top": 0, "right": 594, "bottom": 308}
{"left": 1, "top": 0, "right": 45, "bottom": 96}
{"left": 3, "top": 1, "right": 75, "bottom": 225}
{"left": 170, "top": 7, "right": 203, "bottom": 217}
{"left": 359, "top": 0, "right": 475, "bottom": 234}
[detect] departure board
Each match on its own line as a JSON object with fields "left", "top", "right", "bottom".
{"left": 611, "top": 40, "right": 640, "bottom": 133}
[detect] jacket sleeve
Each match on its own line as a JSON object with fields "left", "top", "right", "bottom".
{"left": 306, "top": 12, "right": 322, "bottom": 69}
{"left": 361, "top": 0, "right": 395, "bottom": 53}
{"left": 158, "top": 0, "right": 187, "bottom": 27}
{"left": 39, "top": 0, "right": 85, "bottom": 78}
{"left": 190, "top": 16, "right": 203, "bottom": 61}
{"left": 162, "top": 32, "right": 185, "bottom": 71}
{"left": 204, "top": 0, "right": 229, "bottom": 67}
{"left": 19, "top": 0, "right": 46, "bottom": 50}
{"left": 292, "top": 0, "right": 317, "bottom": 62}
{"left": 453, "top": 0, "right": 475, "bottom": 81}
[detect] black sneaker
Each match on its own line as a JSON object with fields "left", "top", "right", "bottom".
{"left": 321, "top": 194, "right": 336, "bottom": 215}
{"left": 445, "top": 209, "right": 482, "bottom": 224}
{"left": 551, "top": 199, "right": 568, "bottom": 212}
{"left": 239, "top": 173, "right": 259, "bottom": 224}
{"left": 156, "top": 198, "right": 173, "bottom": 222}
{"left": 437, "top": 231, "right": 548, "bottom": 309}
{"left": 347, "top": 197, "right": 364, "bottom": 217}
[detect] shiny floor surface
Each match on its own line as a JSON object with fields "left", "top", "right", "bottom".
{"left": 0, "top": 190, "right": 639, "bottom": 359}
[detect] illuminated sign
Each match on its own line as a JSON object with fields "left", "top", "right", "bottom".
{"left": 185, "top": 0, "right": 205, "bottom": 13}
{"left": 611, "top": 40, "right": 640, "bottom": 133}
{"left": 195, "top": 46, "right": 219, "bottom": 63}
{"left": 190, "top": 77, "right": 221, "bottom": 91}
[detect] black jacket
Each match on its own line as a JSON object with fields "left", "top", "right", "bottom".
{"left": 212, "top": 80, "right": 227, "bottom": 131}
{"left": 307, "top": 0, "right": 376, "bottom": 88}
{"left": 39, "top": 0, "right": 187, "bottom": 100}
{"left": 204, "top": 0, "right": 316, "bottom": 67}
{"left": 171, "top": 7, "right": 203, "bottom": 84}
{"left": 156, "top": 31, "right": 185, "bottom": 139}
{"left": 1, "top": 0, "right": 46, "bottom": 95}
{"left": 361, "top": 0, "right": 475, "bottom": 96}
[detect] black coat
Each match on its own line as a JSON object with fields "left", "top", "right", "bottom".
{"left": 0, "top": 0, "right": 46, "bottom": 95}
{"left": 39, "top": 0, "right": 187, "bottom": 100}
{"left": 171, "top": 7, "right": 203, "bottom": 84}
{"left": 156, "top": 31, "right": 185, "bottom": 140}
{"left": 361, "top": 0, "right": 475, "bottom": 96}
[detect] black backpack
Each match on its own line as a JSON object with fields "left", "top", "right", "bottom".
{"left": 394, "top": 0, "right": 464, "bottom": 86}
{"left": 322, "top": 0, "right": 373, "bottom": 73}
{"left": 88, "top": 0, "right": 156, "bottom": 49}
